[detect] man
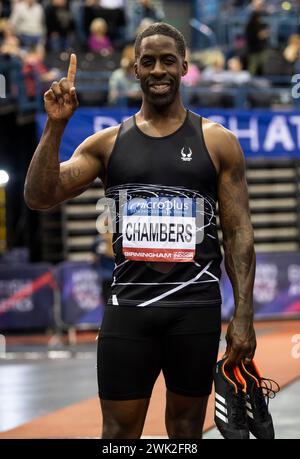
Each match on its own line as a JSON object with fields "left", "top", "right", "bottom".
{"left": 108, "top": 44, "right": 141, "bottom": 106}
{"left": 24, "top": 23, "right": 256, "bottom": 439}
{"left": 245, "top": 1, "right": 269, "bottom": 76}
{"left": 10, "top": 0, "right": 45, "bottom": 48}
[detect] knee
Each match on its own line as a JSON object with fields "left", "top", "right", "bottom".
{"left": 100, "top": 398, "right": 149, "bottom": 439}
{"left": 166, "top": 415, "right": 203, "bottom": 439}
{"left": 102, "top": 418, "right": 143, "bottom": 439}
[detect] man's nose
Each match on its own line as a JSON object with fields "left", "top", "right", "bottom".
{"left": 150, "top": 61, "right": 167, "bottom": 76}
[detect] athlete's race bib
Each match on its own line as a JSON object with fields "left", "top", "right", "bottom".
{"left": 122, "top": 197, "right": 196, "bottom": 262}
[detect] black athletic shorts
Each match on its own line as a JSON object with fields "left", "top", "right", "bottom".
{"left": 97, "top": 304, "right": 221, "bottom": 400}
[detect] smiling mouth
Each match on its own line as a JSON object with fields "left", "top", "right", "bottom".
{"left": 149, "top": 83, "right": 171, "bottom": 94}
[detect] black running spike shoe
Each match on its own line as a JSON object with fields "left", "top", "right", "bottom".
{"left": 239, "top": 360, "right": 280, "bottom": 439}
{"left": 213, "top": 359, "right": 249, "bottom": 439}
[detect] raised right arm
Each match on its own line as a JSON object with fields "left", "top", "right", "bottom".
{"left": 24, "top": 54, "right": 106, "bottom": 210}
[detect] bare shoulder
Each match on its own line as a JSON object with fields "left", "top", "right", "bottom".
{"left": 80, "top": 124, "right": 121, "bottom": 160}
{"left": 202, "top": 117, "right": 237, "bottom": 146}
{"left": 202, "top": 117, "right": 242, "bottom": 169}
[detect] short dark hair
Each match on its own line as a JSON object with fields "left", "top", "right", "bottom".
{"left": 135, "top": 22, "right": 186, "bottom": 58}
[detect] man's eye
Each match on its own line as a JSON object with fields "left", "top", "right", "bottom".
{"left": 142, "top": 60, "right": 152, "bottom": 66}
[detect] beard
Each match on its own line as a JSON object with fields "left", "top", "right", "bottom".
{"left": 140, "top": 78, "right": 180, "bottom": 107}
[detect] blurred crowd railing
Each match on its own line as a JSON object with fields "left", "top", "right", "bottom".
{"left": 0, "top": 63, "right": 296, "bottom": 113}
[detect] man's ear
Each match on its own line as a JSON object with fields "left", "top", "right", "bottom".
{"left": 134, "top": 62, "right": 139, "bottom": 80}
{"left": 182, "top": 60, "right": 188, "bottom": 77}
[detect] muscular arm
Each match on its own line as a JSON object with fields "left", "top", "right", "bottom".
{"left": 217, "top": 127, "right": 256, "bottom": 364}
{"left": 24, "top": 119, "right": 102, "bottom": 210}
{"left": 24, "top": 53, "right": 109, "bottom": 211}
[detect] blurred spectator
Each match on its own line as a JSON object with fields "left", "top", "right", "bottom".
{"left": 0, "top": 0, "right": 11, "bottom": 19}
{"left": 182, "top": 48, "right": 201, "bottom": 87}
{"left": 201, "top": 50, "right": 225, "bottom": 81}
{"left": 226, "top": 56, "right": 251, "bottom": 84}
{"left": 181, "top": 48, "right": 201, "bottom": 106}
{"left": 0, "top": 20, "right": 22, "bottom": 57}
{"left": 196, "top": 50, "right": 252, "bottom": 108}
{"left": 202, "top": 54, "right": 251, "bottom": 85}
{"left": 9, "top": 0, "right": 45, "bottom": 49}
{"left": 230, "top": 0, "right": 250, "bottom": 6}
{"left": 132, "top": 0, "right": 164, "bottom": 23}
{"left": 108, "top": 44, "right": 141, "bottom": 106}
{"left": 100, "top": 0, "right": 125, "bottom": 7}
{"left": 88, "top": 17, "right": 113, "bottom": 55}
{"left": 283, "top": 34, "right": 300, "bottom": 72}
{"left": 197, "top": 0, "right": 221, "bottom": 25}
{"left": 130, "top": 0, "right": 164, "bottom": 40}
{"left": 92, "top": 232, "right": 114, "bottom": 306}
{"left": 22, "top": 44, "right": 59, "bottom": 99}
{"left": 135, "top": 17, "right": 155, "bottom": 37}
{"left": 99, "top": 0, "right": 126, "bottom": 48}
{"left": 45, "top": 0, "right": 75, "bottom": 53}
{"left": 245, "top": 6, "right": 269, "bottom": 75}
{"left": 83, "top": 0, "right": 101, "bottom": 38}
{"left": 0, "top": 34, "right": 21, "bottom": 58}
{"left": 0, "top": 19, "right": 22, "bottom": 102}
{"left": 83, "top": 0, "right": 126, "bottom": 49}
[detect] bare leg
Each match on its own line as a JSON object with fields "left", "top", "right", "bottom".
{"left": 165, "top": 390, "right": 209, "bottom": 439}
{"left": 100, "top": 398, "right": 150, "bottom": 439}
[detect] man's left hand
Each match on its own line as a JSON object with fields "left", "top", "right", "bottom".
{"left": 224, "top": 316, "right": 256, "bottom": 367}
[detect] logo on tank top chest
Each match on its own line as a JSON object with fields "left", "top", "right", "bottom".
{"left": 181, "top": 147, "right": 192, "bottom": 162}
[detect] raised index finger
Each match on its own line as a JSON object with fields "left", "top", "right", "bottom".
{"left": 67, "top": 53, "right": 77, "bottom": 86}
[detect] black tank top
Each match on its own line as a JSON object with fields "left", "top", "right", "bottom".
{"left": 105, "top": 110, "right": 223, "bottom": 307}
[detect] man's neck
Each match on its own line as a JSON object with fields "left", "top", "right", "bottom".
{"left": 138, "top": 98, "right": 186, "bottom": 124}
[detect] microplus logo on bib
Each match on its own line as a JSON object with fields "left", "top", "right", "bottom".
{"left": 126, "top": 197, "right": 192, "bottom": 216}
{"left": 122, "top": 197, "right": 203, "bottom": 262}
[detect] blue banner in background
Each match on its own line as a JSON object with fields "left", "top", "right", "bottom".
{"left": 221, "top": 252, "right": 300, "bottom": 320}
{"left": 0, "top": 264, "right": 54, "bottom": 330}
{"left": 37, "top": 108, "right": 300, "bottom": 161}
{"left": 57, "top": 261, "right": 104, "bottom": 326}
